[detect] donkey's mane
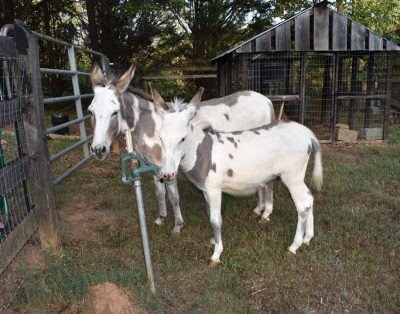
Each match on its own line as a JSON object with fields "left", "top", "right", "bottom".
{"left": 171, "top": 98, "right": 211, "bottom": 130}
{"left": 127, "top": 87, "right": 154, "bottom": 102}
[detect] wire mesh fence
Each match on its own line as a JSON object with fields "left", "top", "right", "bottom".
{"left": 240, "top": 51, "right": 392, "bottom": 141}
{"left": 0, "top": 57, "right": 34, "bottom": 243}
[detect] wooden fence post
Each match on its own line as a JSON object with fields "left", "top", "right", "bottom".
{"left": 14, "top": 20, "right": 61, "bottom": 254}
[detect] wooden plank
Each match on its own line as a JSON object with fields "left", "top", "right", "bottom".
{"left": 369, "top": 32, "right": 383, "bottom": 51}
{"left": 313, "top": 6, "right": 329, "bottom": 51}
{"left": 0, "top": 98, "right": 24, "bottom": 127}
{"left": 383, "top": 54, "right": 393, "bottom": 140}
{"left": 226, "top": 60, "right": 233, "bottom": 94}
{"left": 256, "top": 32, "right": 272, "bottom": 51}
{"left": 332, "top": 12, "right": 347, "bottom": 51}
{"left": 0, "top": 157, "right": 29, "bottom": 196}
{"left": 351, "top": 22, "right": 366, "bottom": 50}
{"left": 276, "top": 23, "right": 291, "bottom": 51}
{"left": 236, "top": 42, "right": 252, "bottom": 53}
{"left": 219, "top": 63, "right": 226, "bottom": 96}
{"left": 267, "top": 95, "right": 300, "bottom": 102}
{"left": 300, "top": 53, "right": 306, "bottom": 124}
{"left": 0, "top": 211, "right": 38, "bottom": 274}
{"left": 0, "top": 36, "right": 16, "bottom": 57}
{"left": 232, "top": 56, "right": 239, "bottom": 91}
{"left": 295, "top": 11, "right": 310, "bottom": 51}
{"left": 336, "top": 94, "right": 387, "bottom": 100}
{"left": 14, "top": 20, "right": 61, "bottom": 253}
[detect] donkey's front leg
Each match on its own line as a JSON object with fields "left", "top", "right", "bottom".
{"left": 205, "top": 188, "right": 223, "bottom": 266}
{"left": 166, "top": 179, "right": 184, "bottom": 235}
{"left": 153, "top": 176, "right": 167, "bottom": 225}
{"left": 252, "top": 186, "right": 265, "bottom": 217}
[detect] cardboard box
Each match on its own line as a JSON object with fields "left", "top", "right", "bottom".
{"left": 336, "top": 128, "right": 358, "bottom": 142}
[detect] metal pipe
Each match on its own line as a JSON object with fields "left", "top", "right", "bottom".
{"left": 125, "top": 130, "right": 156, "bottom": 293}
{"left": 32, "top": 31, "right": 105, "bottom": 57}
{"left": 52, "top": 156, "right": 90, "bottom": 186}
{"left": 40, "top": 68, "right": 74, "bottom": 75}
{"left": 43, "top": 95, "right": 78, "bottom": 104}
{"left": 50, "top": 135, "right": 93, "bottom": 162}
{"left": 46, "top": 115, "right": 90, "bottom": 134}
{"left": 134, "top": 179, "right": 156, "bottom": 294}
{"left": 43, "top": 93, "right": 94, "bottom": 104}
{"left": 40, "top": 68, "right": 91, "bottom": 76}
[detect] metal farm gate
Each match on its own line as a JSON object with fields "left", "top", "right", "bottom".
{"left": 0, "top": 20, "right": 108, "bottom": 273}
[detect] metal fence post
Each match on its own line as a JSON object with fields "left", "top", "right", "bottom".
{"left": 68, "top": 46, "right": 89, "bottom": 159}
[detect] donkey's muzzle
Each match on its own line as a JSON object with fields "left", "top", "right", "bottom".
{"left": 162, "top": 172, "right": 175, "bottom": 181}
{"left": 90, "top": 144, "right": 108, "bottom": 160}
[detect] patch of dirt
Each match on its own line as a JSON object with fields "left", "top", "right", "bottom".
{"left": 24, "top": 245, "right": 46, "bottom": 271}
{"left": 86, "top": 282, "right": 146, "bottom": 314}
{"left": 59, "top": 193, "right": 125, "bottom": 244}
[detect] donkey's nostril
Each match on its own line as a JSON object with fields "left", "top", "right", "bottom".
{"left": 101, "top": 146, "right": 106, "bottom": 153}
{"left": 90, "top": 146, "right": 95, "bottom": 154}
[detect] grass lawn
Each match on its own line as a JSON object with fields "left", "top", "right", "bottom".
{"left": 4, "top": 125, "right": 400, "bottom": 313}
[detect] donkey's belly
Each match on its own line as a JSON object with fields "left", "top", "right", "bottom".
{"left": 222, "top": 183, "right": 259, "bottom": 196}
{"left": 221, "top": 174, "right": 275, "bottom": 196}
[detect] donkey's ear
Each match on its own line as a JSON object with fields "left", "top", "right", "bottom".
{"left": 189, "top": 87, "right": 204, "bottom": 107}
{"left": 114, "top": 64, "right": 135, "bottom": 93}
{"left": 149, "top": 82, "right": 169, "bottom": 112}
{"left": 90, "top": 63, "right": 105, "bottom": 88}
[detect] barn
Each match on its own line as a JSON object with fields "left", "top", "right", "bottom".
{"left": 211, "top": 1, "right": 400, "bottom": 142}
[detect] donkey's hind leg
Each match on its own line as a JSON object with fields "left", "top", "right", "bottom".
{"left": 303, "top": 189, "right": 314, "bottom": 245}
{"left": 153, "top": 176, "right": 167, "bottom": 225}
{"left": 281, "top": 176, "right": 314, "bottom": 254}
{"left": 166, "top": 179, "right": 184, "bottom": 235}
{"left": 260, "top": 183, "right": 274, "bottom": 222}
{"left": 253, "top": 186, "right": 265, "bottom": 217}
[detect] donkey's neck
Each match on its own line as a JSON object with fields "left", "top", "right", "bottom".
{"left": 121, "top": 91, "right": 163, "bottom": 165}
{"left": 180, "top": 123, "right": 211, "bottom": 173}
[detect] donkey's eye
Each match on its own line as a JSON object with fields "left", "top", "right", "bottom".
{"left": 181, "top": 137, "right": 186, "bottom": 142}
{"left": 111, "top": 111, "right": 118, "bottom": 116}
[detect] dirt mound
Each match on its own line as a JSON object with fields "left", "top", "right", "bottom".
{"left": 88, "top": 282, "right": 146, "bottom": 314}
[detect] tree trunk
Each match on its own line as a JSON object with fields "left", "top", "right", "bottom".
{"left": 1, "top": 0, "right": 15, "bottom": 24}
{"left": 86, "top": 0, "right": 99, "bottom": 51}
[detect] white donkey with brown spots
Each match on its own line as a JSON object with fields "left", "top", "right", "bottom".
{"left": 88, "top": 64, "right": 276, "bottom": 234}
{"left": 157, "top": 88, "right": 323, "bottom": 264}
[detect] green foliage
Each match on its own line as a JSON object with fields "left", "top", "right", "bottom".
{"left": 335, "top": 0, "right": 400, "bottom": 43}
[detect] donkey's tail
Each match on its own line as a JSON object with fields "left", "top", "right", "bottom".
{"left": 310, "top": 134, "right": 323, "bottom": 191}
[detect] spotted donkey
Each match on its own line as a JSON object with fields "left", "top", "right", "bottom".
{"left": 157, "top": 88, "right": 323, "bottom": 264}
{"left": 88, "top": 64, "right": 276, "bottom": 234}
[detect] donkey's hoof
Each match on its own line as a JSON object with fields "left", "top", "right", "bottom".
{"left": 258, "top": 217, "right": 270, "bottom": 224}
{"left": 209, "top": 259, "right": 220, "bottom": 267}
{"left": 303, "top": 239, "right": 311, "bottom": 246}
{"left": 253, "top": 207, "right": 263, "bottom": 217}
{"left": 154, "top": 216, "right": 165, "bottom": 225}
{"left": 171, "top": 227, "right": 182, "bottom": 237}
{"left": 288, "top": 246, "right": 297, "bottom": 255}
{"left": 209, "top": 238, "right": 216, "bottom": 245}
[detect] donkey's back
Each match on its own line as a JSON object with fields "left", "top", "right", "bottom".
{"left": 206, "top": 121, "right": 323, "bottom": 194}
{"left": 193, "top": 91, "right": 275, "bottom": 132}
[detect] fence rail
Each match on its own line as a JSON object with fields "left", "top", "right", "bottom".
{"left": 0, "top": 19, "right": 110, "bottom": 274}
{"left": 31, "top": 28, "right": 108, "bottom": 185}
